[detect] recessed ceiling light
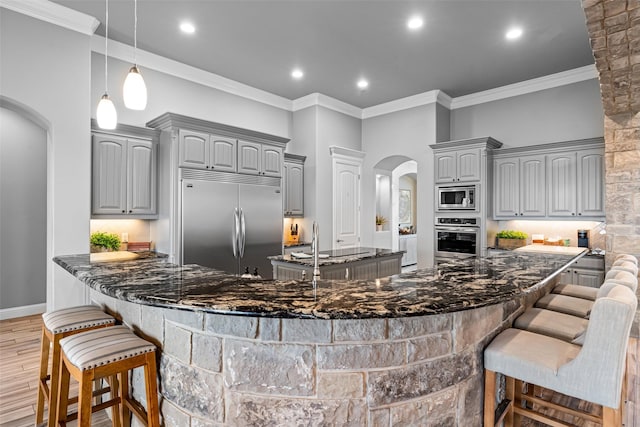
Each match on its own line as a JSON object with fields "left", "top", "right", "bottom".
{"left": 505, "top": 27, "right": 523, "bottom": 40}
{"left": 180, "top": 22, "right": 196, "bottom": 34}
{"left": 291, "top": 68, "right": 304, "bottom": 79}
{"left": 407, "top": 16, "right": 424, "bottom": 30}
{"left": 357, "top": 79, "right": 369, "bottom": 90}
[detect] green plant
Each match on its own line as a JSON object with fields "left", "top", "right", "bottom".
{"left": 375, "top": 215, "right": 387, "bottom": 226}
{"left": 90, "top": 231, "right": 121, "bottom": 251}
{"left": 496, "top": 230, "right": 528, "bottom": 240}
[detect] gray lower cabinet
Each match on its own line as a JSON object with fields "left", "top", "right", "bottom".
{"left": 399, "top": 235, "right": 417, "bottom": 266}
{"left": 558, "top": 256, "right": 605, "bottom": 287}
{"left": 271, "top": 254, "right": 402, "bottom": 281}
{"left": 92, "top": 126, "right": 157, "bottom": 218}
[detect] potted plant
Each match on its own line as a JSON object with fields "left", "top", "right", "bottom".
{"left": 375, "top": 215, "right": 387, "bottom": 231}
{"left": 496, "top": 230, "right": 528, "bottom": 250}
{"left": 90, "top": 231, "right": 122, "bottom": 253}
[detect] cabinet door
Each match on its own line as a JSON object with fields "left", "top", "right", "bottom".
{"left": 548, "top": 152, "right": 577, "bottom": 217}
{"left": 237, "top": 141, "right": 261, "bottom": 175}
{"left": 493, "top": 158, "right": 519, "bottom": 218}
{"left": 179, "top": 130, "right": 209, "bottom": 169}
{"left": 262, "top": 145, "right": 283, "bottom": 177}
{"left": 519, "top": 155, "right": 546, "bottom": 217}
{"left": 456, "top": 149, "right": 481, "bottom": 182}
{"left": 559, "top": 269, "right": 574, "bottom": 284}
{"left": 573, "top": 268, "right": 604, "bottom": 288}
{"left": 127, "top": 138, "right": 156, "bottom": 215}
{"left": 285, "top": 163, "right": 304, "bottom": 216}
{"left": 577, "top": 149, "right": 605, "bottom": 217}
{"left": 434, "top": 152, "right": 457, "bottom": 183}
{"left": 92, "top": 134, "right": 127, "bottom": 214}
{"left": 399, "top": 238, "right": 408, "bottom": 266}
{"left": 406, "top": 236, "right": 417, "bottom": 265}
{"left": 209, "top": 136, "right": 236, "bottom": 172}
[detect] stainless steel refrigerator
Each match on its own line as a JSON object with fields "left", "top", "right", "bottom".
{"left": 181, "top": 169, "right": 282, "bottom": 279}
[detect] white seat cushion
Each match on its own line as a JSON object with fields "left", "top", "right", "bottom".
{"left": 610, "top": 261, "right": 638, "bottom": 276}
{"left": 552, "top": 284, "right": 598, "bottom": 301}
{"left": 42, "top": 305, "right": 115, "bottom": 334}
{"left": 60, "top": 325, "right": 155, "bottom": 371}
{"left": 514, "top": 308, "right": 588, "bottom": 343}
{"left": 614, "top": 254, "right": 637, "bottom": 266}
{"left": 535, "top": 294, "right": 592, "bottom": 318}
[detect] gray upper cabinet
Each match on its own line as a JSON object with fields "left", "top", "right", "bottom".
{"left": 238, "top": 140, "right": 282, "bottom": 177}
{"left": 434, "top": 148, "right": 480, "bottom": 183}
{"left": 283, "top": 153, "right": 305, "bottom": 217}
{"left": 493, "top": 155, "right": 545, "bottom": 218}
{"left": 92, "top": 124, "right": 158, "bottom": 218}
{"left": 179, "top": 129, "right": 237, "bottom": 172}
{"left": 577, "top": 149, "right": 605, "bottom": 217}
{"left": 493, "top": 138, "right": 605, "bottom": 220}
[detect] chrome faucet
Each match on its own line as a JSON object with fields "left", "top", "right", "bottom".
{"left": 312, "top": 221, "right": 320, "bottom": 278}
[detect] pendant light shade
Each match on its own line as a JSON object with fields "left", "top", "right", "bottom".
{"left": 123, "top": 0, "right": 147, "bottom": 110}
{"left": 123, "top": 65, "right": 147, "bottom": 110}
{"left": 96, "top": 0, "right": 117, "bottom": 130}
{"left": 96, "top": 93, "right": 117, "bottom": 129}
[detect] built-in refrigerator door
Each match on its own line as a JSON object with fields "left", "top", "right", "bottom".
{"left": 238, "top": 183, "right": 283, "bottom": 279}
{"left": 182, "top": 179, "right": 239, "bottom": 274}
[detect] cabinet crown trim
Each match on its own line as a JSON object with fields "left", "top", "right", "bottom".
{"left": 284, "top": 153, "right": 307, "bottom": 163}
{"left": 492, "top": 137, "right": 604, "bottom": 157}
{"left": 146, "top": 112, "right": 289, "bottom": 147}
{"left": 91, "top": 119, "right": 160, "bottom": 140}
{"left": 429, "top": 136, "right": 503, "bottom": 151}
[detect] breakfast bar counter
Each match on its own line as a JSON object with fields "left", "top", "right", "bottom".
{"left": 53, "top": 249, "right": 586, "bottom": 426}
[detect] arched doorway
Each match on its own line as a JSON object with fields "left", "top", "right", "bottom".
{"left": 0, "top": 97, "right": 50, "bottom": 318}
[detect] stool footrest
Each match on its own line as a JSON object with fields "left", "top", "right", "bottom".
{"left": 494, "top": 399, "right": 512, "bottom": 427}
{"left": 125, "top": 394, "right": 150, "bottom": 424}
{"left": 63, "top": 397, "right": 121, "bottom": 422}
{"left": 521, "top": 392, "right": 602, "bottom": 424}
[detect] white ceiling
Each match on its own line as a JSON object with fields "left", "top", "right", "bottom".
{"left": 52, "top": 0, "right": 595, "bottom": 109}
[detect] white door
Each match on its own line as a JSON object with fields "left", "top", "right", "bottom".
{"left": 333, "top": 161, "right": 361, "bottom": 248}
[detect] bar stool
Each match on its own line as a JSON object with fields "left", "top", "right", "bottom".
{"left": 36, "top": 305, "right": 116, "bottom": 426}
{"left": 57, "top": 325, "right": 160, "bottom": 427}
{"left": 484, "top": 284, "right": 636, "bottom": 427}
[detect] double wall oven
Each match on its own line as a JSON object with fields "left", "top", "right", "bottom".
{"left": 435, "top": 217, "right": 480, "bottom": 259}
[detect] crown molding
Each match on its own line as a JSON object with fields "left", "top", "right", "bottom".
{"left": 450, "top": 64, "right": 598, "bottom": 110}
{"left": 91, "top": 36, "right": 293, "bottom": 111}
{"left": 0, "top": 0, "right": 99, "bottom": 35}
{"left": 329, "top": 145, "right": 366, "bottom": 160}
{"left": 292, "top": 93, "right": 362, "bottom": 118}
{"left": 362, "top": 90, "right": 452, "bottom": 119}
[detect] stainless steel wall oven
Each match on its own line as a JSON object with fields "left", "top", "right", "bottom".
{"left": 435, "top": 217, "right": 480, "bottom": 259}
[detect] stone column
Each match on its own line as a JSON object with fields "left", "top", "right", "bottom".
{"left": 581, "top": 0, "right": 639, "bottom": 332}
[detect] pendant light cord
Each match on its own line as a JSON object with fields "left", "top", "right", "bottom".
{"left": 133, "top": 0, "right": 138, "bottom": 66}
{"left": 104, "top": 0, "right": 109, "bottom": 93}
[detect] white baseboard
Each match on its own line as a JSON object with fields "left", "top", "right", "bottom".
{"left": 0, "top": 303, "right": 46, "bottom": 320}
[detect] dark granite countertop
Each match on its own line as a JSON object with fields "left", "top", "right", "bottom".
{"left": 53, "top": 249, "right": 586, "bottom": 320}
{"left": 269, "top": 246, "right": 404, "bottom": 267}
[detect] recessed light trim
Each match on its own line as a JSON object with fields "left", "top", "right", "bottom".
{"left": 407, "top": 16, "right": 423, "bottom": 30}
{"left": 505, "top": 27, "right": 523, "bottom": 40}
{"left": 180, "top": 21, "right": 196, "bottom": 34}
{"left": 291, "top": 68, "right": 304, "bottom": 79}
{"left": 357, "top": 79, "right": 369, "bottom": 90}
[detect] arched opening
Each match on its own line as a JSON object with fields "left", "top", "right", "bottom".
{"left": 0, "top": 96, "right": 51, "bottom": 318}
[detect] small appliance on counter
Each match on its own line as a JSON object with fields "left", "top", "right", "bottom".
{"left": 578, "top": 230, "right": 589, "bottom": 248}
{"left": 287, "top": 223, "right": 300, "bottom": 244}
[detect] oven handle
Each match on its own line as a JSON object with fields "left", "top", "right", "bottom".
{"left": 435, "top": 226, "right": 479, "bottom": 232}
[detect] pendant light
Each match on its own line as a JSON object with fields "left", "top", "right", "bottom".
{"left": 123, "top": 0, "right": 147, "bottom": 110}
{"left": 96, "top": 0, "right": 117, "bottom": 129}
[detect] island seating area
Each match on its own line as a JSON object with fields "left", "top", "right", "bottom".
{"left": 47, "top": 249, "right": 592, "bottom": 426}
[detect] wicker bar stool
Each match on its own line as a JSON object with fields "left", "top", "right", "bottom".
{"left": 56, "top": 325, "right": 160, "bottom": 427}
{"left": 36, "top": 305, "right": 116, "bottom": 427}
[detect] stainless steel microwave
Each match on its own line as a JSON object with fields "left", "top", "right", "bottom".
{"left": 437, "top": 185, "right": 476, "bottom": 210}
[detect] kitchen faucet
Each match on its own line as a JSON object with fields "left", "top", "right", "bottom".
{"left": 312, "top": 221, "right": 320, "bottom": 278}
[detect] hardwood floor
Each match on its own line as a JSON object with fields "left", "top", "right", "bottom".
{"left": 0, "top": 314, "right": 638, "bottom": 426}
{"left": 0, "top": 315, "right": 111, "bottom": 427}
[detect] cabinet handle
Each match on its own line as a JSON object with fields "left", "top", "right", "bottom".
{"left": 571, "top": 213, "right": 575, "bottom": 216}
{"left": 578, "top": 212, "right": 582, "bottom": 216}
{"left": 520, "top": 213, "right": 523, "bottom": 216}
{"left": 122, "top": 210, "right": 125, "bottom": 213}
{"left": 514, "top": 213, "right": 519, "bottom": 216}
{"left": 129, "top": 210, "right": 132, "bottom": 213}
{"left": 206, "top": 166, "right": 209, "bottom": 169}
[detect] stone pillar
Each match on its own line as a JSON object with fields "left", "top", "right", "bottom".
{"left": 581, "top": 0, "right": 639, "bottom": 333}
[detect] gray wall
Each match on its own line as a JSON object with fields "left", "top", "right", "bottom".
{"left": 0, "top": 107, "right": 47, "bottom": 309}
{"left": 1, "top": 8, "right": 92, "bottom": 311}
{"left": 450, "top": 79, "right": 604, "bottom": 147}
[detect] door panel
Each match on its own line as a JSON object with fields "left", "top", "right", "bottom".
{"left": 548, "top": 153, "right": 577, "bottom": 216}
{"left": 238, "top": 183, "right": 282, "bottom": 279}
{"left": 179, "top": 130, "right": 208, "bottom": 169}
{"left": 334, "top": 162, "right": 360, "bottom": 248}
{"left": 577, "top": 150, "right": 604, "bottom": 216}
{"left": 457, "top": 149, "right": 480, "bottom": 182}
{"left": 127, "top": 139, "right": 155, "bottom": 214}
{"left": 520, "top": 155, "right": 545, "bottom": 217}
{"left": 434, "top": 153, "right": 456, "bottom": 183}
{"left": 182, "top": 180, "right": 238, "bottom": 274}
{"left": 92, "top": 134, "right": 127, "bottom": 214}
{"left": 238, "top": 141, "right": 261, "bottom": 175}
{"left": 210, "top": 136, "right": 236, "bottom": 172}
{"left": 493, "top": 158, "right": 518, "bottom": 217}
{"left": 262, "top": 146, "right": 283, "bottom": 177}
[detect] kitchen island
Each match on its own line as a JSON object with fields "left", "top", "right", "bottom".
{"left": 53, "top": 249, "right": 585, "bottom": 426}
{"left": 268, "top": 246, "right": 404, "bottom": 280}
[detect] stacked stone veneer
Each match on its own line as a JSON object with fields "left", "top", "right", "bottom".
{"left": 88, "top": 289, "right": 527, "bottom": 426}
